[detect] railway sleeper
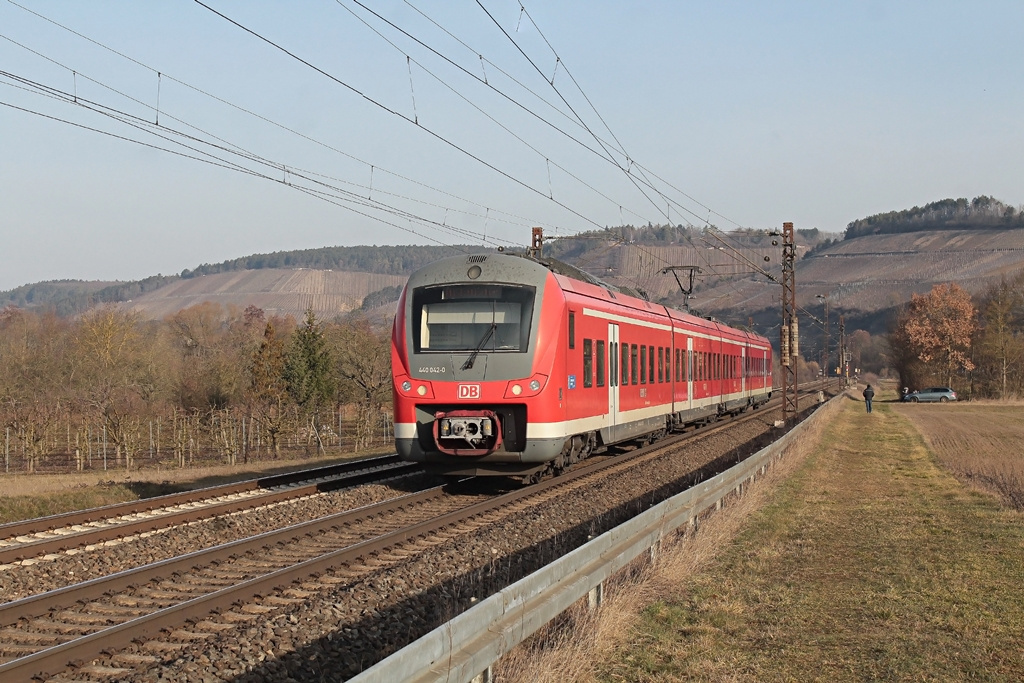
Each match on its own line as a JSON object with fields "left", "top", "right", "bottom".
{"left": 0, "top": 629, "right": 75, "bottom": 645}
{"left": 29, "top": 618, "right": 92, "bottom": 635}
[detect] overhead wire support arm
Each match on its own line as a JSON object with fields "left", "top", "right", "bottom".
{"left": 660, "top": 265, "right": 702, "bottom": 313}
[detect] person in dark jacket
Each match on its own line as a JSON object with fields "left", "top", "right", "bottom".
{"left": 863, "top": 384, "right": 875, "bottom": 413}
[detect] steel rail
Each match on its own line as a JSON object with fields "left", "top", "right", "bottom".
{"left": 0, "top": 381, "right": 838, "bottom": 679}
{"left": 0, "top": 454, "right": 402, "bottom": 538}
{"left": 0, "top": 483, "right": 454, "bottom": 631}
{"left": 0, "top": 404, "right": 780, "bottom": 678}
{"left": 0, "top": 457, "right": 416, "bottom": 564}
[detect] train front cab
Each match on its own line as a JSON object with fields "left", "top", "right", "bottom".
{"left": 392, "top": 254, "right": 569, "bottom": 476}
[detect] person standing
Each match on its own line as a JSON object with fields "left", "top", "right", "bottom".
{"left": 863, "top": 384, "right": 875, "bottom": 413}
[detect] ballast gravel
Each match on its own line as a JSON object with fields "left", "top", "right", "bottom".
{"left": 74, "top": 405, "right": 810, "bottom": 683}
{"left": 0, "top": 473, "right": 441, "bottom": 602}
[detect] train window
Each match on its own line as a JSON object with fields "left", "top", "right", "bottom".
{"left": 413, "top": 284, "right": 535, "bottom": 353}
{"left": 568, "top": 312, "right": 575, "bottom": 350}
{"left": 621, "top": 343, "right": 629, "bottom": 386}
{"left": 583, "top": 339, "right": 593, "bottom": 388}
{"left": 618, "top": 342, "right": 626, "bottom": 385}
{"left": 631, "top": 344, "right": 638, "bottom": 385}
{"left": 649, "top": 346, "right": 655, "bottom": 385}
{"left": 658, "top": 347, "right": 664, "bottom": 383}
{"left": 639, "top": 345, "right": 647, "bottom": 384}
{"left": 596, "top": 340, "right": 606, "bottom": 387}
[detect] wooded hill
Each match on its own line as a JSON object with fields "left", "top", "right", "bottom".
{"left": 844, "top": 196, "right": 1024, "bottom": 239}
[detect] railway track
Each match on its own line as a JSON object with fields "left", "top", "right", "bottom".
{"left": 0, "top": 382, "right": 840, "bottom": 681}
{"left": 0, "top": 455, "right": 419, "bottom": 566}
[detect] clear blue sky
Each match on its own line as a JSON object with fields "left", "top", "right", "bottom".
{"left": 2, "top": 1, "right": 1022, "bottom": 291}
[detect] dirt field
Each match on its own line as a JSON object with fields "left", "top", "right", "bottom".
{"left": 894, "top": 402, "right": 1024, "bottom": 508}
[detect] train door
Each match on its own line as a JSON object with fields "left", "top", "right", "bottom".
{"left": 608, "top": 323, "right": 620, "bottom": 426}
{"left": 741, "top": 345, "right": 747, "bottom": 396}
{"left": 686, "top": 337, "right": 694, "bottom": 411}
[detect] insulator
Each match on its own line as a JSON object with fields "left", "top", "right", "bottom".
{"left": 790, "top": 317, "right": 799, "bottom": 357}
{"left": 780, "top": 325, "right": 790, "bottom": 363}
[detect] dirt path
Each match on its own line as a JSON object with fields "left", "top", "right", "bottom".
{"left": 587, "top": 397, "right": 1024, "bottom": 681}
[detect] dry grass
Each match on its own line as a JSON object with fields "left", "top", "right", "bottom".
{"left": 494, "top": 396, "right": 840, "bottom": 682}
{"left": 497, "top": 395, "right": 1024, "bottom": 682}
{"left": 894, "top": 402, "right": 1024, "bottom": 509}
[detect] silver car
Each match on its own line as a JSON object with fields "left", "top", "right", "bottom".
{"left": 903, "top": 387, "right": 957, "bottom": 403}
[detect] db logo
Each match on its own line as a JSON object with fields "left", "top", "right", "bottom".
{"left": 458, "top": 384, "right": 481, "bottom": 400}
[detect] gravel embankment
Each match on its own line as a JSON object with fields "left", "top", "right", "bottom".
{"left": 0, "top": 473, "right": 441, "bottom": 602}
{"left": 99, "top": 406, "right": 800, "bottom": 682}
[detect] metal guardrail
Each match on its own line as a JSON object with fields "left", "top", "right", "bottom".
{"left": 352, "top": 394, "right": 845, "bottom": 683}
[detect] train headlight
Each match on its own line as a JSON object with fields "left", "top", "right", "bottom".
{"left": 529, "top": 379, "right": 541, "bottom": 391}
{"left": 401, "top": 380, "right": 412, "bottom": 392}
{"left": 417, "top": 385, "right": 427, "bottom": 396}
{"left": 511, "top": 384, "right": 523, "bottom": 396}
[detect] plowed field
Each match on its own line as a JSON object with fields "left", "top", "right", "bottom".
{"left": 894, "top": 402, "right": 1024, "bottom": 508}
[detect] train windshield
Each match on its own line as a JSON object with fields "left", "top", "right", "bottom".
{"left": 413, "top": 284, "right": 535, "bottom": 353}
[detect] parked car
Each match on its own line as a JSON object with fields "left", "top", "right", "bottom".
{"left": 902, "top": 387, "right": 957, "bottom": 403}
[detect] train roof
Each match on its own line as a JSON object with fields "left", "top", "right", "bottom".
{"left": 405, "top": 251, "right": 771, "bottom": 347}
{"left": 528, "top": 254, "right": 770, "bottom": 346}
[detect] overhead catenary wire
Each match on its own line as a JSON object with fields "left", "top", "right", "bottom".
{"left": 473, "top": 0, "right": 679, "bottom": 228}
{"left": 0, "top": 37, "right": 537, "bottom": 249}
{"left": 469, "top": 1, "right": 765, "bottom": 292}
{"left": 0, "top": 72, "right": 508, "bottom": 250}
{"left": 479, "top": 0, "right": 765, "bottom": 251}
{"left": 191, "top": 0, "right": 613, "bottom": 235}
{"left": 6, "top": 0, "right": 777, "bottom": 304}
{"left": 332, "top": 0, "right": 655, "bottom": 227}
{"left": 3, "top": 0, "right": 551, "bottom": 241}
{"left": 10, "top": 0, "right": 731, "bottom": 259}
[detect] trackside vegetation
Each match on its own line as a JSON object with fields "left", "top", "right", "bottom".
{"left": 591, "top": 395, "right": 1024, "bottom": 681}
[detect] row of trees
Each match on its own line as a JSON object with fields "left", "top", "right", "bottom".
{"left": 0, "top": 302, "right": 392, "bottom": 473}
{"left": 889, "top": 273, "right": 1024, "bottom": 398}
{"left": 846, "top": 196, "right": 1024, "bottom": 239}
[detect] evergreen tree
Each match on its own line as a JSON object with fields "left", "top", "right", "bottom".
{"left": 285, "top": 308, "right": 334, "bottom": 412}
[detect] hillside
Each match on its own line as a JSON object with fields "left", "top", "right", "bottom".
{"left": 0, "top": 245, "right": 486, "bottom": 317}
{"left": 122, "top": 268, "right": 406, "bottom": 321}
{"left": 8, "top": 220, "right": 1024, "bottom": 331}
{"left": 678, "top": 228, "right": 1024, "bottom": 321}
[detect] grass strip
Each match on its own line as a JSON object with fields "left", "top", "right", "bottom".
{"left": 598, "top": 398, "right": 1024, "bottom": 681}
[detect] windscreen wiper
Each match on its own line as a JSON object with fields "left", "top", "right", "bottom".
{"left": 462, "top": 322, "right": 496, "bottom": 370}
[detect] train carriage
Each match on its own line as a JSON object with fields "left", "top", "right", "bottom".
{"left": 392, "top": 252, "right": 772, "bottom": 478}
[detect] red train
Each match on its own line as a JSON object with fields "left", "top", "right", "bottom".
{"left": 391, "top": 252, "right": 773, "bottom": 479}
